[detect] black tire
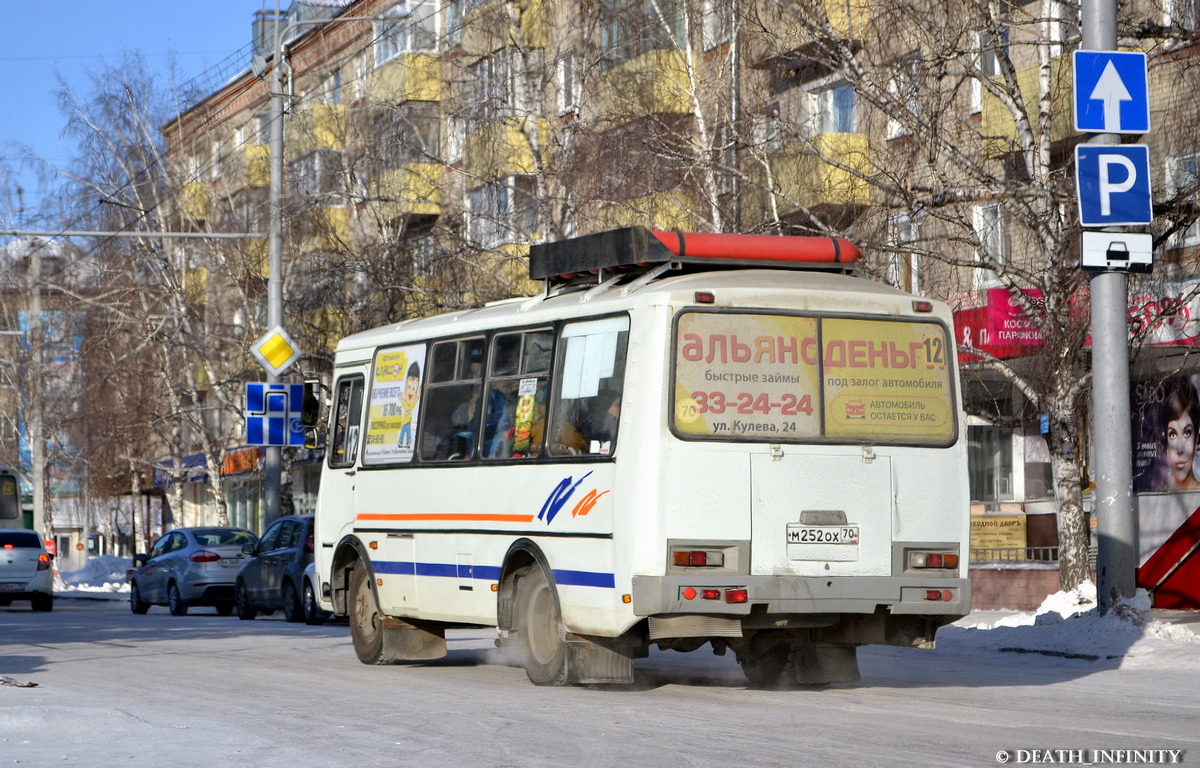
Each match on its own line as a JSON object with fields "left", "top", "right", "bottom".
{"left": 167, "top": 582, "right": 189, "bottom": 616}
{"left": 515, "top": 566, "right": 569, "bottom": 686}
{"left": 215, "top": 603, "right": 234, "bottom": 616}
{"left": 129, "top": 582, "right": 149, "bottom": 614}
{"left": 281, "top": 581, "right": 303, "bottom": 623}
{"left": 0, "top": 598, "right": 11, "bottom": 606}
{"left": 303, "top": 578, "right": 327, "bottom": 626}
{"left": 739, "top": 646, "right": 789, "bottom": 688}
{"left": 31, "top": 593, "right": 53, "bottom": 612}
{"left": 235, "top": 581, "right": 256, "bottom": 620}
{"left": 349, "top": 561, "right": 386, "bottom": 664}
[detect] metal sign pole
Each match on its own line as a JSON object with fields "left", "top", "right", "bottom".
{"left": 264, "top": 0, "right": 285, "bottom": 526}
{"left": 1083, "top": 0, "right": 1138, "bottom": 613}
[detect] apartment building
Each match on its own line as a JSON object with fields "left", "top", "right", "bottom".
{"left": 151, "top": 0, "right": 1200, "bottom": 600}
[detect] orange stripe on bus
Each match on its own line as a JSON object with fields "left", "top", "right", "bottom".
{"left": 356, "top": 513, "right": 537, "bottom": 523}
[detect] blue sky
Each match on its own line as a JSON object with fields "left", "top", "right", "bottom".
{"left": 1, "top": 1, "right": 269, "bottom": 210}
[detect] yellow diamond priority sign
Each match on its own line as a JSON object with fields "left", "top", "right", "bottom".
{"left": 251, "top": 326, "right": 302, "bottom": 376}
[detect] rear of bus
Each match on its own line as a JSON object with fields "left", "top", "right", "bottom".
{"left": 627, "top": 269, "right": 970, "bottom": 686}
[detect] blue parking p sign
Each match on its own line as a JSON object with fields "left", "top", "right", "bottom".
{"left": 1075, "top": 144, "right": 1152, "bottom": 227}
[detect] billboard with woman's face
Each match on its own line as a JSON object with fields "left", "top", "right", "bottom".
{"left": 1133, "top": 374, "right": 1200, "bottom": 492}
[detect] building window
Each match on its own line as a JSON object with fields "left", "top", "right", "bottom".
{"left": 1166, "top": 154, "right": 1200, "bottom": 247}
{"left": 465, "top": 52, "right": 528, "bottom": 128}
{"left": 971, "top": 26, "right": 1009, "bottom": 113}
{"left": 702, "top": 0, "right": 732, "bottom": 50}
{"left": 320, "top": 70, "right": 341, "bottom": 106}
{"left": 291, "top": 149, "right": 346, "bottom": 200}
{"left": 969, "top": 424, "right": 1016, "bottom": 502}
{"left": 556, "top": 53, "right": 580, "bottom": 116}
{"left": 885, "top": 213, "right": 921, "bottom": 294}
{"left": 376, "top": 0, "right": 438, "bottom": 67}
{"left": 372, "top": 103, "right": 440, "bottom": 173}
{"left": 973, "top": 202, "right": 1009, "bottom": 287}
{"left": 468, "top": 176, "right": 537, "bottom": 249}
{"left": 807, "top": 80, "right": 856, "bottom": 134}
{"left": 444, "top": 0, "right": 463, "bottom": 47}
{"left": 887, "top": 58, "right": 921, "bottom": 139}
{"left": 1165, "top": 0, "right": 1198, "bottom": 30}
{"left": 599, "top": 0, "right": 685, "bottom": 69}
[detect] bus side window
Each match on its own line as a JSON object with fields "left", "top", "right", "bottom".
{"left": 484, "top": 329, "right": 554, "bottom": 460}
{"left": 418, "top": 338, "right": 485, "bottom": 461}
{"left": 548, "top": 317, "right": 629, "bottom": 457}
{"left": 329, "top": 376, "right": 364, "bottom": 468}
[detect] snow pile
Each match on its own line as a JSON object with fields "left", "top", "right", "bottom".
{"left": 54, "top": 555, "right": 133, "bottom": 593}
{"left": 944, "top": 581, "right": 1200, "bottom": 668}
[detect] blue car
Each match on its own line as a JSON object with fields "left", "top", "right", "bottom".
{"left": 234, "top": 515, "right": 316, "bottom": 623}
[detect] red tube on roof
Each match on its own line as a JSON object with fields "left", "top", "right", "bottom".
{"left": 651, "top": 231, "right": 861, "bottom": 264}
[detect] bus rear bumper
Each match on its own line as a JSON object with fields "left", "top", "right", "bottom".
{"left": 631, "top": 574, "right": 971, "bottom": 619}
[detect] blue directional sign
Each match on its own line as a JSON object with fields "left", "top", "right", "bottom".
{"left": 1076, "top": 144, "right": 1152, "bottom": 227}
{"left": 1073, "top": 50, "right": 1150, "bottom": 134}
{"left": 246, "top": 382, "right": 306, "bottom": 447}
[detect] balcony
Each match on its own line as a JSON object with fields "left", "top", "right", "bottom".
{"left": 747, "top": 132, "right": 870, "bottom": 217}
{"left": 747, "top": 0, "right": 872, "bottom": 65}
{"left": 369, "top": 54, "right": 441, "bottom": 103}
{"left": 980, "top": 55, "right": 1073, "bottom": 158}
{"left": 181, "top": 182, "right": 208, "bottom": 222}
{"left": 462, "top": 0, "right": 546, "bottom": 52}
{"left": 246, "top": 145, "right": 270, "bottom": 188}
{"left": 370, "top": 162, "right": 443, "bottom": 220}
{"left": 463, "top": 118, "right": 547, "bottom": 179}
{"left": 596, "top": 49, "right": 693, "bottom": 123}
{"left": 596, "top": 189, "right": 701, "bottom": 232}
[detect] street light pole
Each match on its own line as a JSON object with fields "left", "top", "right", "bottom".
{"left": 263, "top": 0, "right": 286, "bottom": 526}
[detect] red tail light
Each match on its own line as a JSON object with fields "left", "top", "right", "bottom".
{"left": 36, "top": 553, "right": 51, "bottom": 571}
{"left": 724, "top": 588, "right": 748, "bottom": 604}
{"left": 305, "top": 532, "right": 314, "bottom": 554}
{"left": 190, "top": 550, "right": 221, "bottom": 563}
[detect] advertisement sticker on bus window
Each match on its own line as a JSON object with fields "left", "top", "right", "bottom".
{"left": 364, "top": 343, "right": 427, "bottom": 465}
{"left": 673, "top": 313, "right": 955, "bottom": 445}
{"left": 674, "top": 313, "right": 822, "bottom": 440}
{"left": 821, "top": 318, "right": 953, "bottom": 443}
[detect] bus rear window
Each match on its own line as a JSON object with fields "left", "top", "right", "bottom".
{"left": 672, "top": 311, "right": 955, "bottom": 446}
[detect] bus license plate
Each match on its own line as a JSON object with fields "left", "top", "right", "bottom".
{"left": 786, "top": 525, "right": 859, "bottom": 545}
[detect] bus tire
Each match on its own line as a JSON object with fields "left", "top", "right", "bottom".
{"left": 349, "top": 561, "right": 386, "bottom": 664}
{"left": 738, "top": 639, "right": 790, "bottom": 688}
{"left": 515, "top": 566, "right": 570, "bottom": 686}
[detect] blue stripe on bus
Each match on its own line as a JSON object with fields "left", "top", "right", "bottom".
{"left": 371, "top": 560, "right": 613, "bottom": 588}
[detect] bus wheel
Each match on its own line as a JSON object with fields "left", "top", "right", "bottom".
{"left": 737, "top": 632, "right": 790, "bottom": 688}
{"left": 516, "top": 567, "right": 570, "bottom": 686}
{"left": 349, "top": 561, "right": 386, "bottom": 664}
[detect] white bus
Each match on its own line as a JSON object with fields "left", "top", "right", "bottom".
{"left": 310, "top": 227, "right": 970, "bottom": 687}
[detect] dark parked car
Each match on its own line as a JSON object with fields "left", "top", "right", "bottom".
{"left": 235, "top": 515, "right": 316, "bottom": 623}
{"left": 129, "top": 527, "right": 257, "bottom": 616}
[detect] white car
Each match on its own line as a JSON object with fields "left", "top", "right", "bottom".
{"left": 0, "top": 529, "right": 54, "bottom": 612}
{"left": 302, "top": 562, "right": 332, "bottom": 625}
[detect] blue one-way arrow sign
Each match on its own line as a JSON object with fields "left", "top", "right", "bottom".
{"left": 1076, "top": 144, "right": 1152, "bottom": 227}
{"left": 1073, "top": 50, "right": 1150, "bottom": 134}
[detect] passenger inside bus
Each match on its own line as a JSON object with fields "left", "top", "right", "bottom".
{"left": 551, "top": 390, "right": 621, "bottom": 455}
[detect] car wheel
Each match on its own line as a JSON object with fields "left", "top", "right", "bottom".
{"left": 235, "top": 581, "right": 256, "bottom": 621}
{"left": 215, "top": 603, "right": 234, "bottom": 616}
{"left": 31, "top": 593, "right": 53, "bottom": 612}
{"left": 349, "top": 561, "right": 386, "bottom": 664}
{"left": 129, "top": 582, "right": 150, "bottom": 615}
{"left": 282, "top": 581, "right": 303, "bottom": 623}
{"left": 515, "top": 566, "right": 570, "bottom": 686}
{"left": 167, "top": 582, "right": 189, "bottom": 616}
{"left": 303, "top": 578, "right": 326, "bottom": 626}
{"left": 0, "top": 598, "right": 12, "bottom": 606}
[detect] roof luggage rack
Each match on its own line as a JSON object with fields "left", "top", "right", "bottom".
{"left": 528, "top": 227, "right": 862, "bottom": 287}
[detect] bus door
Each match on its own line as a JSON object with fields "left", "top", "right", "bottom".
{"left": 319, "top": 373, "right": 366, "bottom": 551}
